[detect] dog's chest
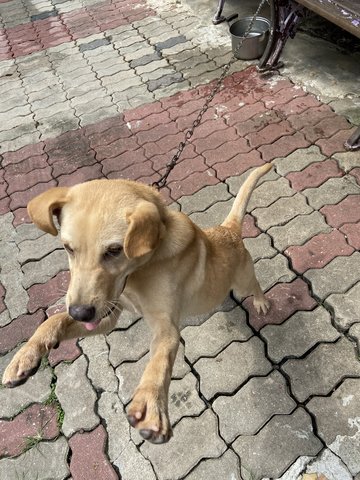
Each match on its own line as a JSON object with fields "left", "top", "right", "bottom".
{"left": 119, "top": 291, "right": 142, "bottom": 315}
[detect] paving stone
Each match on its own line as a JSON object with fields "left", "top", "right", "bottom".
{"left": 305, "top": 448, "right": 354, "bottom": 480}
{"left": 55, "top": 355, "right": 99, "bottom": 437}
{"left": 325, "top": 281, "right": 360, "bottom": 330}
{"left": 0, "top": 310, "right": 45, "bottom": 355}
{"left": 247, "top": 176, "right": 295, "bottom": 212}
{"left": 274, "top": 145, "right": 325, "bottom": 175}
{"left": 253, "top": 193, "right": 313, "bottom": 231}
{"left": 275, "top": 456, "right": 314, "bottom": 480}
{"left": 333, "top": 151, "right": 360, "bottom": 173}
{"left": 178, "top": 182, "right": 231, "bottom": 215}
{"left": 181, "top": 307, "right": 252, "bottom": 363}
{"left": 69, "top": 424, "right": 118, "bottom": 480}
{"left": 194, "top": 337, "right": 272, "bottom": 400}
{"left": 303, "top": 175, "right": 360, "bottom": 210}
{"left": 108, "top": 319, "right": 151, "bottom": 367}
{"left": 169, "top": 372, "right": 206, "bottom": 424}
{"left": 114, "top": 440, "right": 156, "bottom": 480}
{"left": 141, "top": 409, "right": 226, "bottom": 480}
{"left": 316, "top": 128, "right": 357, "bottom": 157}
{"left": 0, "top": 349, "right": 52, "bottom": 418}
{"left": 189, "top": 197, "right": 233, "bottom": 229}
{"left": 252, "top": 253, "right": 296, "bottom": 292}
{"left": 262, "top": 306, "right": 340, "bottom": 363}
{"left": 286, "top": 159, "right": 343, "bottom": 192}
{"left": 308, "top": 378, "right": 360, "bottom": 476}
{"left": 48, "top": 339, "right": 82, "bottom": 367}
{"left": 225, "top": 167, "right": 280, "bottom": 196}
{"left": 305, "top": 252, "right": 360, "bottom": 300}
{"left": 184, "top": 449, "right": 242, "bottom": 480}
{"left": 349, "top": 323, "right": 360, "bottom": 354}
{"left": 18, "top": 233, "right": 62, "bottom": 264}
{"left": 213, "top": 371, "right": 296, "bottom": 443}
{"left": 258, "top": 131, "right": 310, "bottom": 162}
{"left": 243, "top": 233, "right": 277, "bottom": 263}
{"left": 0, "top": 403, "right": 59, "bottom": 458}
{"left": 232, "top": 408, "right": 322, "bottom": 480}
{"left": 285, "top": 229, "right": 354, "bottom": 274}
{"left": 243, "top": 278, "right": 317, "bottom": 331}
{"left": 80, "top": 335, "right": 118, "bottom": 393}
{"left": 268, "top": 211, "right": 331, "bottom": 251}
{"left": 22, "top": 249, "right": 68, "bottom": 289}
{"left": 282, "top": 337, "right": 360, "bottom": 402}
{"left": 321, "top": 195, "right": 360, "bottom": 228}
{"left": 0, "top": 437, "right": 69, "bottom": 480}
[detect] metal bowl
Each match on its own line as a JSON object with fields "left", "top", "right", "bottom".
{"left": 230, "top": 16, "right": 270, "bottom": 60}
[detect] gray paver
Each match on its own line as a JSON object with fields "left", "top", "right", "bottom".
{"left": 213, "top": 371, "right": 296, "bottom": 443}
{"left": 0, "top": 437, "right": 69, "bottom": 480}
{"left": 22, "top": 249, "right": 68, "bottom": 288}
{"left": 17, "top": 234, "right": 62, "bottom": 264}
{"left": 262, "top": 306, "right": 341, "bottom": 363}
{"left": 349, "top": 322, "right": 360, "bottom": 354}
{"left": 247, "top": 177, "right": 295, "bottom": 211}
{"left": 268, "top": 211, "right": 331, "bottom": 251}
{"left": 141, "top": 409, "right": 226, "bottom": 480}
{"left": 169, "top": 372, "right": 206, "bottom": 424}
{"left": 80, "top": 335, "right": 118, "bottom": 393}
{"left": 253, "top": 253, "right": 295, "bottom": 292}
{"left": 302, "top": 176, "right": 360, "bottom": 210}
{"left": 334, "top": 151, "right": 360, "bottom": 173}
{"left": 283, "top": 337, "right": 360, "bottom": 402}
{"left": 243, "top": 233, "right": 277, "bottom": 262}
{"left": 55, "top": 355, "right": 99, "bottom": 437}
{"left": 274, "top": 145, "right": 325, "bottom": 175}
{"left": 194, "top": 337, "right": 272, "bottom": 400}
{"left": 184, "top": 449, "right": 242, "bottom": 480}
{"left": 108, "top": 318, "right": 151, "bottom": 367}
{"left": 253, "top": 193, "right": 313, "bottom": 231}
{"left": 232, "top": 408, "right": 322, "bottom": 480}
{"left": 181, "top": 307, "right": 252, "bottom": 363}
{"left": 326, "top": 281, "right": 360, "bottom": 330}
{"left": 305, "top": 252, "right": 360, "bottom": 300}
{"left": 308, "top": 378, "right": 360, "bottom": 476}
{"left": 190, "top": 197, "right": 233, "bottom": 229}
{"left": 114, "top": 441, "right": 156, "bottom": 480}
{"left": 178, "top": 182, "right": 231, "bottom": 215}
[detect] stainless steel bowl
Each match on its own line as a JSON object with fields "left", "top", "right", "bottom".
{"left": 230, "top": 16, "right": 270, "bottom": 60}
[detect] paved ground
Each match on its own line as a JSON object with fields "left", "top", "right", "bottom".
{"left": 0, "top": 0, "right": 359, "bottom": 478}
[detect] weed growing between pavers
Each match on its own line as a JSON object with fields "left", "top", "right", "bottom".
{"left": 44, "top": 370, "right": 64, "bottom": 430}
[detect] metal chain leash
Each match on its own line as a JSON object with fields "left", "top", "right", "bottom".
{"left": 153, "top": 0, "right": 268, "bottom": 189}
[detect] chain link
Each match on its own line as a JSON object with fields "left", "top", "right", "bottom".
{"left": 153, "top": 0, "right": 268, "bottom": 189}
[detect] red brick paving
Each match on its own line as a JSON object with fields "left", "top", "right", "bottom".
{"left": 212, "top": 150, "right": 264, "bottom": 181}
{"left": 0, "top": 404, "right": 59, "bottom": 457}
{"left": 320, "top": 195, "right": 360, "bottom": 228}
{"left": 243, "top": 278, "right": 317, "bottom": 331}
{"left": 69, "top": 425, "right": 118, "bottom": 480}
{"left": 48, "top": 339, "right": 82, "bottom": 367}
{"left": 258, "top": 131, "right": 310, "bottom": 162}
{"left": 285, "top": 230, "right": 354, "bottom": 274}
{"left": 286, "top": 159, "right": 343, "bottom": 191}
{"left": 27, "top": 271, "right": 70, "bottom": 313}
{"left": 349, "top": 167, "right": 360, "bottom": 185}
{"left": 316, "top": 128, "right": 358, "bottom": 156}
{"left": 340, "top": 223, "right": 360, "bottom": 250}
{"left": 301, "top": 115, "right": 351, "bottom": 143}
{"left": 0, "top": 311, "right": 45, "bottom": 355}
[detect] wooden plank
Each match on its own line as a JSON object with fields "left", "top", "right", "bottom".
{"left": 297, "top": 0, "right": 360, "bottom": 38}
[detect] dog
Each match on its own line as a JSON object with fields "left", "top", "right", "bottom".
{"left": 2, "top": 163, "right": 271, "bottom": 443}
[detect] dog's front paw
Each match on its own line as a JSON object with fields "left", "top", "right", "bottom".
{"left": 127, "top": 386, "right": 172, "bottom": 444}
{"left": 2, "top": 343, "right": 43, "bottom": 388}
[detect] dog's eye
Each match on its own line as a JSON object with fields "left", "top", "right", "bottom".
{"left": 104, "top": 245, "right": 123, "bottom": 258}
{"left": 64, "top": 244, "right": 74, "bottom": 255}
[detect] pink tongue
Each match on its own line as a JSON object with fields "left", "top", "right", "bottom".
{"left": 84, "top": 319, "right": 101, "bottom": 331}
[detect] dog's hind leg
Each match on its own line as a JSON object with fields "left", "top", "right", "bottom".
{"left": 232, "top": 250, "right": 270, "bottom": 315}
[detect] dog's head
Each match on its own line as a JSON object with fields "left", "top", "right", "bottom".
{"left": 28, "top": 180, "right": 167, "bottom": 330}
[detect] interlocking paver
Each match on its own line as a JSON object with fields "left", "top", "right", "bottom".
{"left": 108, "top": 318, "right": 151, "bottom": 367}
{"left": 213, "top": 371, "right": 296, "bottom": 442}
{"left": 302, "top": 176, "right": 360, "bottom": 210}
{"left": 253, "top": 253, "right": 296, "bottom": 292}
{"left": 283, "top": 337, "right": 360, "bottom": 402}
{"left": 55, "top": 355, "right": 99, "bottom": 437}
{"left": 169, "top": 372, "right": 206, "bottom": 424}
{"left": 194, "top": 337, "right": 272, "bottom": 400}
{"left": 22, "top": 249, "right": 68, "bottom": 289}
{"left": 305, "top": 448, "right": 354, "bottom": 480}
{"left": 305, "top": 252, "right": 360, "bottom": 300}
{"left": 262, "top": 306, "right": 340, "bottom": 363}
{"left": 321, "top": 195, "right": 360, "bottom": 228}
{"left": 233, "top": 408, "right": 322, "bottom": 480}
{"left": 325, "top": 281, "right": 360, "bottom": 330}
{"left": 308, "top": 378, "right": 360, "bottom": 476}
{"left": 0, "top": 310, "right": 45, "bottom": 355}
{"left": 184, "top": 449, "right": 242, "bottom": 480}
{"left": 182, "top": 307, "right": 252, "bottom": 363}
{"left": 141, "top": 409, "right": 226, "bottom": 480}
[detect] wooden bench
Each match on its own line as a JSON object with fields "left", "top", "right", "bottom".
{"left": 213, "top": 0, "right": 360, "bottom": 150}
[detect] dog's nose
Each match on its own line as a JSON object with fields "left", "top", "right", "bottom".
{"left": 69, "top": 304, "right": 96, "bottom": 322}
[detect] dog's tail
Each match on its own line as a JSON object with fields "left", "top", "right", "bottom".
{"left": 222, "top": 162, "right": 273, "bottom": 228}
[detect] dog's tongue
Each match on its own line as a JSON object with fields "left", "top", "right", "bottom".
{"left": 84, "top": 319, "right": 101, "bottom": 331}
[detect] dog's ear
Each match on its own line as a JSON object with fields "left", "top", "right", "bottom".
{"left": 124, "top": 201, "right": 164, "bottom": 259}
{"left": 27, "top": 187, "right": 70, "bottom": 236}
